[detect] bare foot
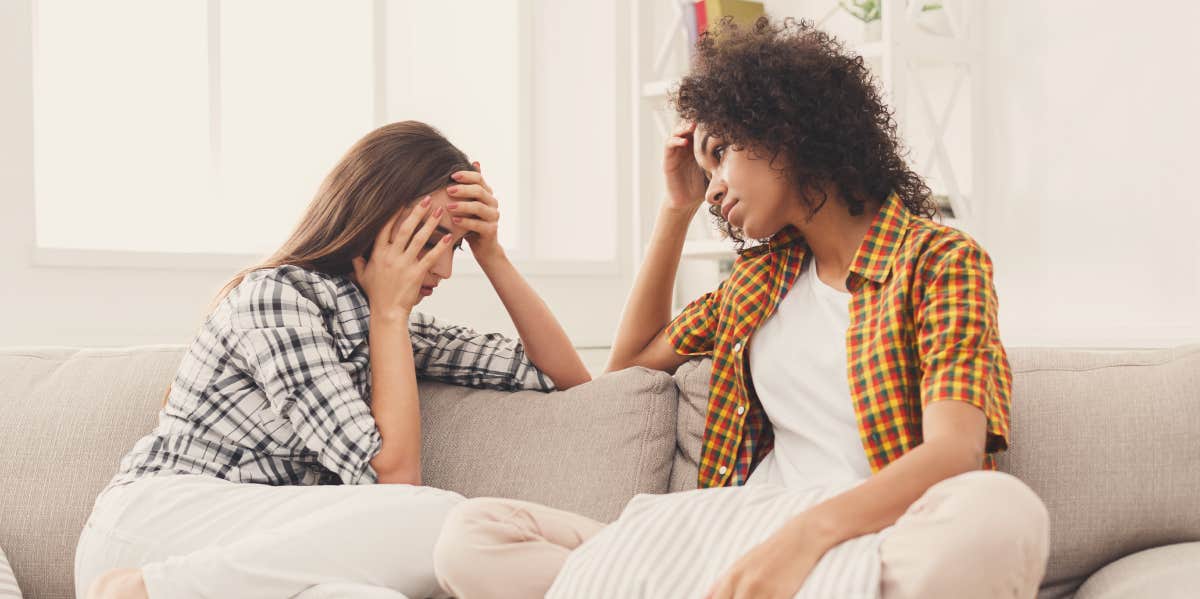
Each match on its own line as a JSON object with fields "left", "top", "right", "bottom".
{"left": 85, "top": 568, "right": 149, "bottom": 599}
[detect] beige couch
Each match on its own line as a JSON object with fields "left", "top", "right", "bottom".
{"left": 1, "top": 344, "right": 1197, "bottom": 599}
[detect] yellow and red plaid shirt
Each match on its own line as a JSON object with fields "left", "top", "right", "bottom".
{"left": 666, "top": 193, "right": 1012, "bottom": 488}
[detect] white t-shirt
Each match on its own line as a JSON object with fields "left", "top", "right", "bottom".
{"left": 745, "top": 258, "right": 874, "bottom": 490}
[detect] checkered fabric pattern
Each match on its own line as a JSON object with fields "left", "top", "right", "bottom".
{"left": 667, "top": 193, "right": 1011, "bottom": 488}
{"left": 105, "top": 265, "right": 554, "bottom": 493}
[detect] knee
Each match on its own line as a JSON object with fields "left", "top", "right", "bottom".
{"left": 966, "top": 472, "right": 1049, "bottom": 548}
{"left": 936, "top": 471, "right": 1051, "bottom": 565}
{"left": 85, "top": 567, "right": 148, "bottom": 599}
{"left": 432, "top": 498, "right": 516, "bottom": 591}
{"left": 354, "top": 486, "right": 464, "bottom": 533}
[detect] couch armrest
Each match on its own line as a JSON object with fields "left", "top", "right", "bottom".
{"left": 1074, "top": 542, "right": 1200, "bottom": 599}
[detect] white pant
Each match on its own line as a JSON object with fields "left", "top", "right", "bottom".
{"left": 74, "top": 474, "right": 465, "bottom": 599}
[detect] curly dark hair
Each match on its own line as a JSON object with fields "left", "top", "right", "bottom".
{"left": 672, "top": 17, "right": 936, "bottom": 247}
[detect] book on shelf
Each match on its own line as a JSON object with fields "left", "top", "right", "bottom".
{"left": 688, "top": 0, "right": 766, "bottom": 38}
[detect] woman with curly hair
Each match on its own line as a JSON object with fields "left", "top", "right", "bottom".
{"left": 433, "top": 18, "right": 1049, "bottom": 599}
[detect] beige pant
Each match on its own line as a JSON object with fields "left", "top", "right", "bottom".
{"left": 433, "top": 470, "right": 1050, "bottom": 599}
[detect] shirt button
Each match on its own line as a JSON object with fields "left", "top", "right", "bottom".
{"left": 718, "top": 466, "right": 728, "bottom": 475}
{"left": 733, "top": 341, "right": 743, "bottom": 352}
{"left": 736, "top": 405, "right": 745, "bottom": 416}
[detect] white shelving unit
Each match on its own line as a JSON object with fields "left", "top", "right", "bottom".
{"left": 630, "top": 0, "right": 984, "bottom": 284}
{"left": 631, "top": 0, "right": 732, "bottom": 271}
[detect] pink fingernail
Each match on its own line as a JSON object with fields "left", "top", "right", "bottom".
{"left": 452, "top": 217, "right": 462, "bottom": 223}
{"left": 448, "top": 202, "right": 459, "bottom": 209}
{"left": 421, "top": 196, "right": 431, "bottom": 206}
{"left": 434, "top": 207, "right": 443, "bottom": 217}
{"left": 451, "top": 173, "right": 462, "bottom": 180}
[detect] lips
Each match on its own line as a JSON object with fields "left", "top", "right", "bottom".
{"left": 420, "top": 285, "right": 436, "bottom": 297}
{"left": 720, "top": 199, "right": 739, "bottom": 222}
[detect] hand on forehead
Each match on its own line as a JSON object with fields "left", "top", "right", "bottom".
{"left": 399, "top": 189, "right": 466, "bottom": 239}
{"left": 692, "top": 122, "right": 716, "bottom": 165}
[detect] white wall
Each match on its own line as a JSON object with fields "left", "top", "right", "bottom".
{"left": 762, "top": 0, "right": 1200, "bottom": 348}
{"left": 975, "top": 1, "right": 1200, "bottom": 347}
{"left": 5, "top": 0, "right": 1199, "bottom": 350}
{"left": 0, "top": 0, "right": 632, "bottom": 349}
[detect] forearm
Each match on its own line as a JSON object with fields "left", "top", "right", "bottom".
{"left": 784, "top": 438, "right": 983, "bottom": 552}
{"left": 475, "top": 248, "right": 591, "bottom": 390}
{"left": 606, "top": 205, "right": 695, "bottom": 371}
{"left": 367, "top": 313, "right": 424, "bottom": 484}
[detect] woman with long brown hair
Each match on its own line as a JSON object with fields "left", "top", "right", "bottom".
{"left": 75, "top": 121, "right": 591, "bottom": 599}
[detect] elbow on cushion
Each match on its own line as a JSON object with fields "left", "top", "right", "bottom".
{"left": 370, "top": 450, "right": 421, "bottom": 486}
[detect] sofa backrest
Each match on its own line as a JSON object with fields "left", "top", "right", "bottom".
{"left": 0, "top": 346, "right": 183, "bottom": 599}
{"left": 0, "top": 346, "right": 681, "bottom": 599}
{"left": 998, "top": 345, "right": 1200, "bottom": 598}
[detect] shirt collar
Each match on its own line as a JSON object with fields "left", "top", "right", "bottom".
{"left": 739, "top": 224, "right": 807, "bottom": 259}
{"left": 848, "top": 192, "right": 911, "bottom": 286}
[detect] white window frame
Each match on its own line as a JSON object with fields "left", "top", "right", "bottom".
{"left": 29, "top": 0, "right": 624, "bottom": 278}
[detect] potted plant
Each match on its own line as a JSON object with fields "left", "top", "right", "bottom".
{"left": 839, "top": 0, "right": 948, "bottom": 41}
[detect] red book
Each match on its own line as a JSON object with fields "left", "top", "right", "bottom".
{"left": 694, "top": 1, "right": 707, "bottom": 37}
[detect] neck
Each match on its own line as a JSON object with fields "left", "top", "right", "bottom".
{"left": 788, "top": 193, "right": 880, "bottom": 291}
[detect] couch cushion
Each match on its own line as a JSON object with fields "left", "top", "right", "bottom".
{"left": 668, "top": 358, "right": 712, "bottom": 493}
{"left": 997, "top": 345, "right": 1200, "bottom": 596}
{"left": 0, "top": 346, "right": 185, "bottom": 599}
{"left": 418, "top": 365, "right": 678, "bottom": 522}
{"left": 1073, "top": 542, "right": 1200, "bottom": 599}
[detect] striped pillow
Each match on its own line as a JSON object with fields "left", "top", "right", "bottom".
{"left": 0, "top": 545, "right": 23, "bottom": 599}
{"left": 546, "top": 483, "right": 887, "bottom": 599}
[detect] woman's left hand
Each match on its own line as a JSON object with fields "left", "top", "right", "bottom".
{"left": 704, "top": 522, "right": 826, "bottom": 599}
{"left": 447, "top": 163, "right": 503, "bottom": 262}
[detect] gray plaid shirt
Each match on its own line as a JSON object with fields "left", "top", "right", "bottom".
{"left": 104, "top": 265, "right": 555, "bottom": 492}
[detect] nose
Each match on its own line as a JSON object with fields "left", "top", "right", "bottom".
{"left": 704, "top": 176, "right": 726, "bottom": 208}
{"left": 430, "top": 244, "right": 454, "bottom": 280}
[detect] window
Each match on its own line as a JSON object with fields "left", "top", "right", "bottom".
{"left": 33, "top": 0, "right": 529, "bottom": 261}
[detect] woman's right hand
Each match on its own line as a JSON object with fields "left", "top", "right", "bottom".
{"left": 352, "top": 196, "right": 453, "bottom": 322}
{"left": 663, "top": 120, "right": 708, "bottom": 214}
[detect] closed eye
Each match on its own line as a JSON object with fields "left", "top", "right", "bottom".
{"left": 423, "top": 239, "right": 465, "bottom": 252}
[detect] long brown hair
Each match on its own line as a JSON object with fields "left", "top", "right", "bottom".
{"left": 163, "top": 121, "right": 474, "bottom": 407}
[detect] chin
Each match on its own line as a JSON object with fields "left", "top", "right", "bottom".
{"left": 743, "top": 219, "right": 788, "bottom": 240}
{"left": 740, "top": 222, "right": 768, "bottom": 240}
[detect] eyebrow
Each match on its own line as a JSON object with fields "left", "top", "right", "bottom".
{"left": 423, "top": 226, "right": 455, "bottom": 245}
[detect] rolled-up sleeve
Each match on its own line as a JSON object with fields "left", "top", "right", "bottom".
{"left": 915, "top": 242, "right": 1012, "bottom": 453}
{"left": 665, "top": 279, "right": 726, "bottom": 357}
{"left": 408, "top": 312, "right": 555, "bottom": 392}
{"left": 232, "top": 273, "right": 383, "bottom": 485}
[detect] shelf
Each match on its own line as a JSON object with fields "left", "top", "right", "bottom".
{"left": 903, "top": 28, "right": 973, "bottom": 63}
{"left": 936, "top": 215, "right": 973, "bottom": 237}
{"left": 641, "top": 80, "right": 673, "bottom": 99}
{"left": 856, "top": 40, "right": 885, "bottom": 59}
{"left": 850, "top": 29, "right": 971, "bottom": 64}
{"left": 681, "top": 239, "right": 736, "bottom": 259}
